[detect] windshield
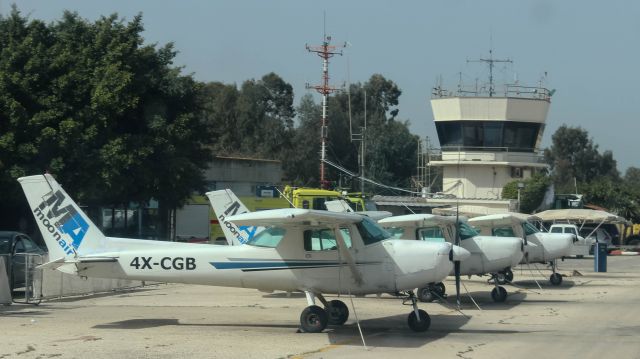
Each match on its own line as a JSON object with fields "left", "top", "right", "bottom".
{"left": 457, "top": 222, "right": 480, "bottom": 240}
{"left": 245, "top": 227, "right": 286, "bottom": 248}
{"left": 357, "top": 217, "right": 392, "bottom": 245}
{"left": 523, "top": 222, "right": 539, "bottom": 235}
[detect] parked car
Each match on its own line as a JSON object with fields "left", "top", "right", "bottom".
{"left": 0, "top": 231, "right": 45, "bottom": 290}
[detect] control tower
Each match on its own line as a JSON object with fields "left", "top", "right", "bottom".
{"left": 428, "top": 58, "right": 552, "bottom": 200}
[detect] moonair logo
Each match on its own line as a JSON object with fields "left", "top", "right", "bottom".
{"left": 33, "top": 190, "right": 89, "bottom": 255}
{"left": 218, "top": 201, "right": 258, "bottom": 244}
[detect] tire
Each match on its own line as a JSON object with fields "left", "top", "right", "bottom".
{"left": 491, "top": 286, "right": 508, "bottom": 303}
{"left": 495, "top": 272, "right": 507, "bottom": 285}
{"left": 300, "top": 305, "right": 328, "bottom": 333}
{"left": 550, "top": 273, "right": 563, "bottom": 286}
{"left": 417, "top": 287, "right": 435, "bottom": 302}
{"left": 325, "top": 300, "right": 349, "bottom": 326}
{"left": 407, "top": 309, "right": 431, "bottom": 332}
{"left": 504, "top": 269, "right": 514, "bottom": 283}
{"left": 433, "top": 282, "right": 446, "bottom": 296}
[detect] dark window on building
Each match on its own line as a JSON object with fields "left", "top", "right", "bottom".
{"left": 435, "top": 121, "right": 541, "bottom": 152}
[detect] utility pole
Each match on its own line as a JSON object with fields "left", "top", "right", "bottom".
{"left": 467, "top": 49, "right": 512, "bottom": 97}
{"left": 306, "top": 33, "right": 345, "bottom": 189}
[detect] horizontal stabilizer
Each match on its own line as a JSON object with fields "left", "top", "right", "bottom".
{"left": 37, "top": 256, "right": 119, "bottom": 270}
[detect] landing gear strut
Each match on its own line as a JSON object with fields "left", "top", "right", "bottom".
{"left": 549, "top": 260, "right": 563, "bottom": 286}
{"left": 405, "top": 290, "right": 431, "bottom": 332}
{"left": 490, "top": 274, "right": 508, "bottom": 303}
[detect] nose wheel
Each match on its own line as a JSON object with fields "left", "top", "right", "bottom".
{"left": 490, "top": 274, "right": 508, "bottom": 303}
{"left": 549, "top": 260, "right": 563, "bottom": 286}
{"left": 404, "top": 290, "right": 431, "bottom": 332}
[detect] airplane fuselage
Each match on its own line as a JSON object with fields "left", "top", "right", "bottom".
{"left": 77, "top": 237, "right": 454, "bottom": 295}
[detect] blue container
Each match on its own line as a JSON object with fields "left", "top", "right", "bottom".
{"left": 594, "top": 242, "right": 607, "bottom": 272}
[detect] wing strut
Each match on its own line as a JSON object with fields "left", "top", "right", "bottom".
{"left": 334, "top": 226, "right": 363, "bottom": 285}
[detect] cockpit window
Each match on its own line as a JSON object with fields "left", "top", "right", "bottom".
{"left": 246, "top": 227, "right": 286, "bottom": 248}
{"left": 357, "top": 217, "right": 392, "bottom": 245}
{"left": 523, "top": 222, "right": 539, "bottom": 235}
{"left": 304, "top": 228, "right": 352, "bottom": 251}
{"left": 418, "top": 226, "right": 446, "bottom": 243}
{"left": 457, "top": 222, "right": 480, "bottom": 240}
{"left": 385, "top": 227, "right": 405, "bottom": 239}
{"left": 492, "top": 226, "right": 515, "bottom": 237}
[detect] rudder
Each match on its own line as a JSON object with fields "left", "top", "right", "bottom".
{"left": 18, "top": 174, "right": 107, "bottom": 259}
{"left": 205, "top": 189, "right": 258, "bottom": 245}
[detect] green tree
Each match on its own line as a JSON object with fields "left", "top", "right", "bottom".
{"left": 284, "top": 75, "right": 416, "bottom": 190}
{"left": 0, "top": 8, "right": 210, "bottom": 235}
{"left": 544, "top": 125, "right": 619, "bottom": 193}
{"left": 502, "top": 174, "right": 552, "bottom": 213}
{"left": 282, "top": 94, "right": 322, "bottom": 186}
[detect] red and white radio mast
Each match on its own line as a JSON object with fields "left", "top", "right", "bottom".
{"left": 306, "top": 33, "right": 345, "bottom": 189}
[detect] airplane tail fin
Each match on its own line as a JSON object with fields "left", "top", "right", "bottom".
{"left": 206, "top": 189, "right": 258, "bottom": 245}
{"left": 18, "top": 174, "right": 107, "bottom": 260}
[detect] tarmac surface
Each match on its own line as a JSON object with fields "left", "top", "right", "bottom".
{"left": 2, "top": 256, "right": 640, "bottom": 359}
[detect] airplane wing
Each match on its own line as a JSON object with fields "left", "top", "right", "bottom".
{"left": 324, "top": 199, "right": 354, "bottom": 212}
{"left": 469, "top": 213, "right": 525, "bottom": 227}
{"left": 226, "top": 208, "right": 364, "bottom": 227}
{"left": 379, "top": 213, "right": 457, "bottom": 227}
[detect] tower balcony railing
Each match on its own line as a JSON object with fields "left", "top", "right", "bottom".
{"left": 432, "top": 84, "right": 551, "bottom": 102}
{"left": 426, "top": 146, "right": 547, "bottom": 165}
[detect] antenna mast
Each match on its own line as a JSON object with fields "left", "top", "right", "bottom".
{"left": 467, "top": 49, "right": 512, "bottom": 97}
{"left": 306, "top": 30, "right": 345, "bottom": 189}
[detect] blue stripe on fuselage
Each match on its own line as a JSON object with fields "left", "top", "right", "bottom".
{"left": 210, "top": 260, "right": 340, "bottom": 270}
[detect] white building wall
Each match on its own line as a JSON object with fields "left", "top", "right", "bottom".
{"left": 431, "top": 97, "right": 549, "bottom": 123}
{"left": 442, "top": 165, "right": 535, "bottom": 199}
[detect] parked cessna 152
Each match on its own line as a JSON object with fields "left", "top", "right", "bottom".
{"left": 378, "top": 214, "right": 524, "bottom": 303}
{"left": 19, "top": 174, "right": 471, "bottom": 333}
{"left": 468, "top": 213, "right": 575, "bottom": 285}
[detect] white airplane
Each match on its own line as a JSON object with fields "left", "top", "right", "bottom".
{"left": 205, "top": 191, "right": 392, "bottom": 246}
{"left": 468, "top": 213, "right": 575, "bottom": 285}
{"left": 20, "top": 174, "right": 471, "bottom": 333}
{"left": 378, "top": 214, "right": 524, "bottom": 303}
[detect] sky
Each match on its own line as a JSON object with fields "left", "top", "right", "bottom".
{"left": 9, "top": 0, "right": 640, "bottom": 172}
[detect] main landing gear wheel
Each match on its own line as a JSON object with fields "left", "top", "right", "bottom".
{"left": 491, "top": 286, "right": 508, "bottom": 303}
{"left": 417, "top": 287, "right": 435, "bottom": 302}
{"left": 503, "top": 269, "right": 514, "bottom": 283}
{"left": 433, "top": 282, "right": 446, "bottom": 296}
{"left": 417, "top": 282, "right": 446, "bottom": 302}
{"left": 300, "top": 305, "right": 328, "bottom": 333}
{"left": 325, "top": 300, "right": 349, "bottom": 325}
{"left": 408, "top": 309, "right": 431, "bottom": 332}
{"left": 550, "top": 272, "right": 563, "bottom": 286}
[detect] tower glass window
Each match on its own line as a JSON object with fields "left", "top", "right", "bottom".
{"left": 435, "top": 121, "right": 541, "bottom": 152}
